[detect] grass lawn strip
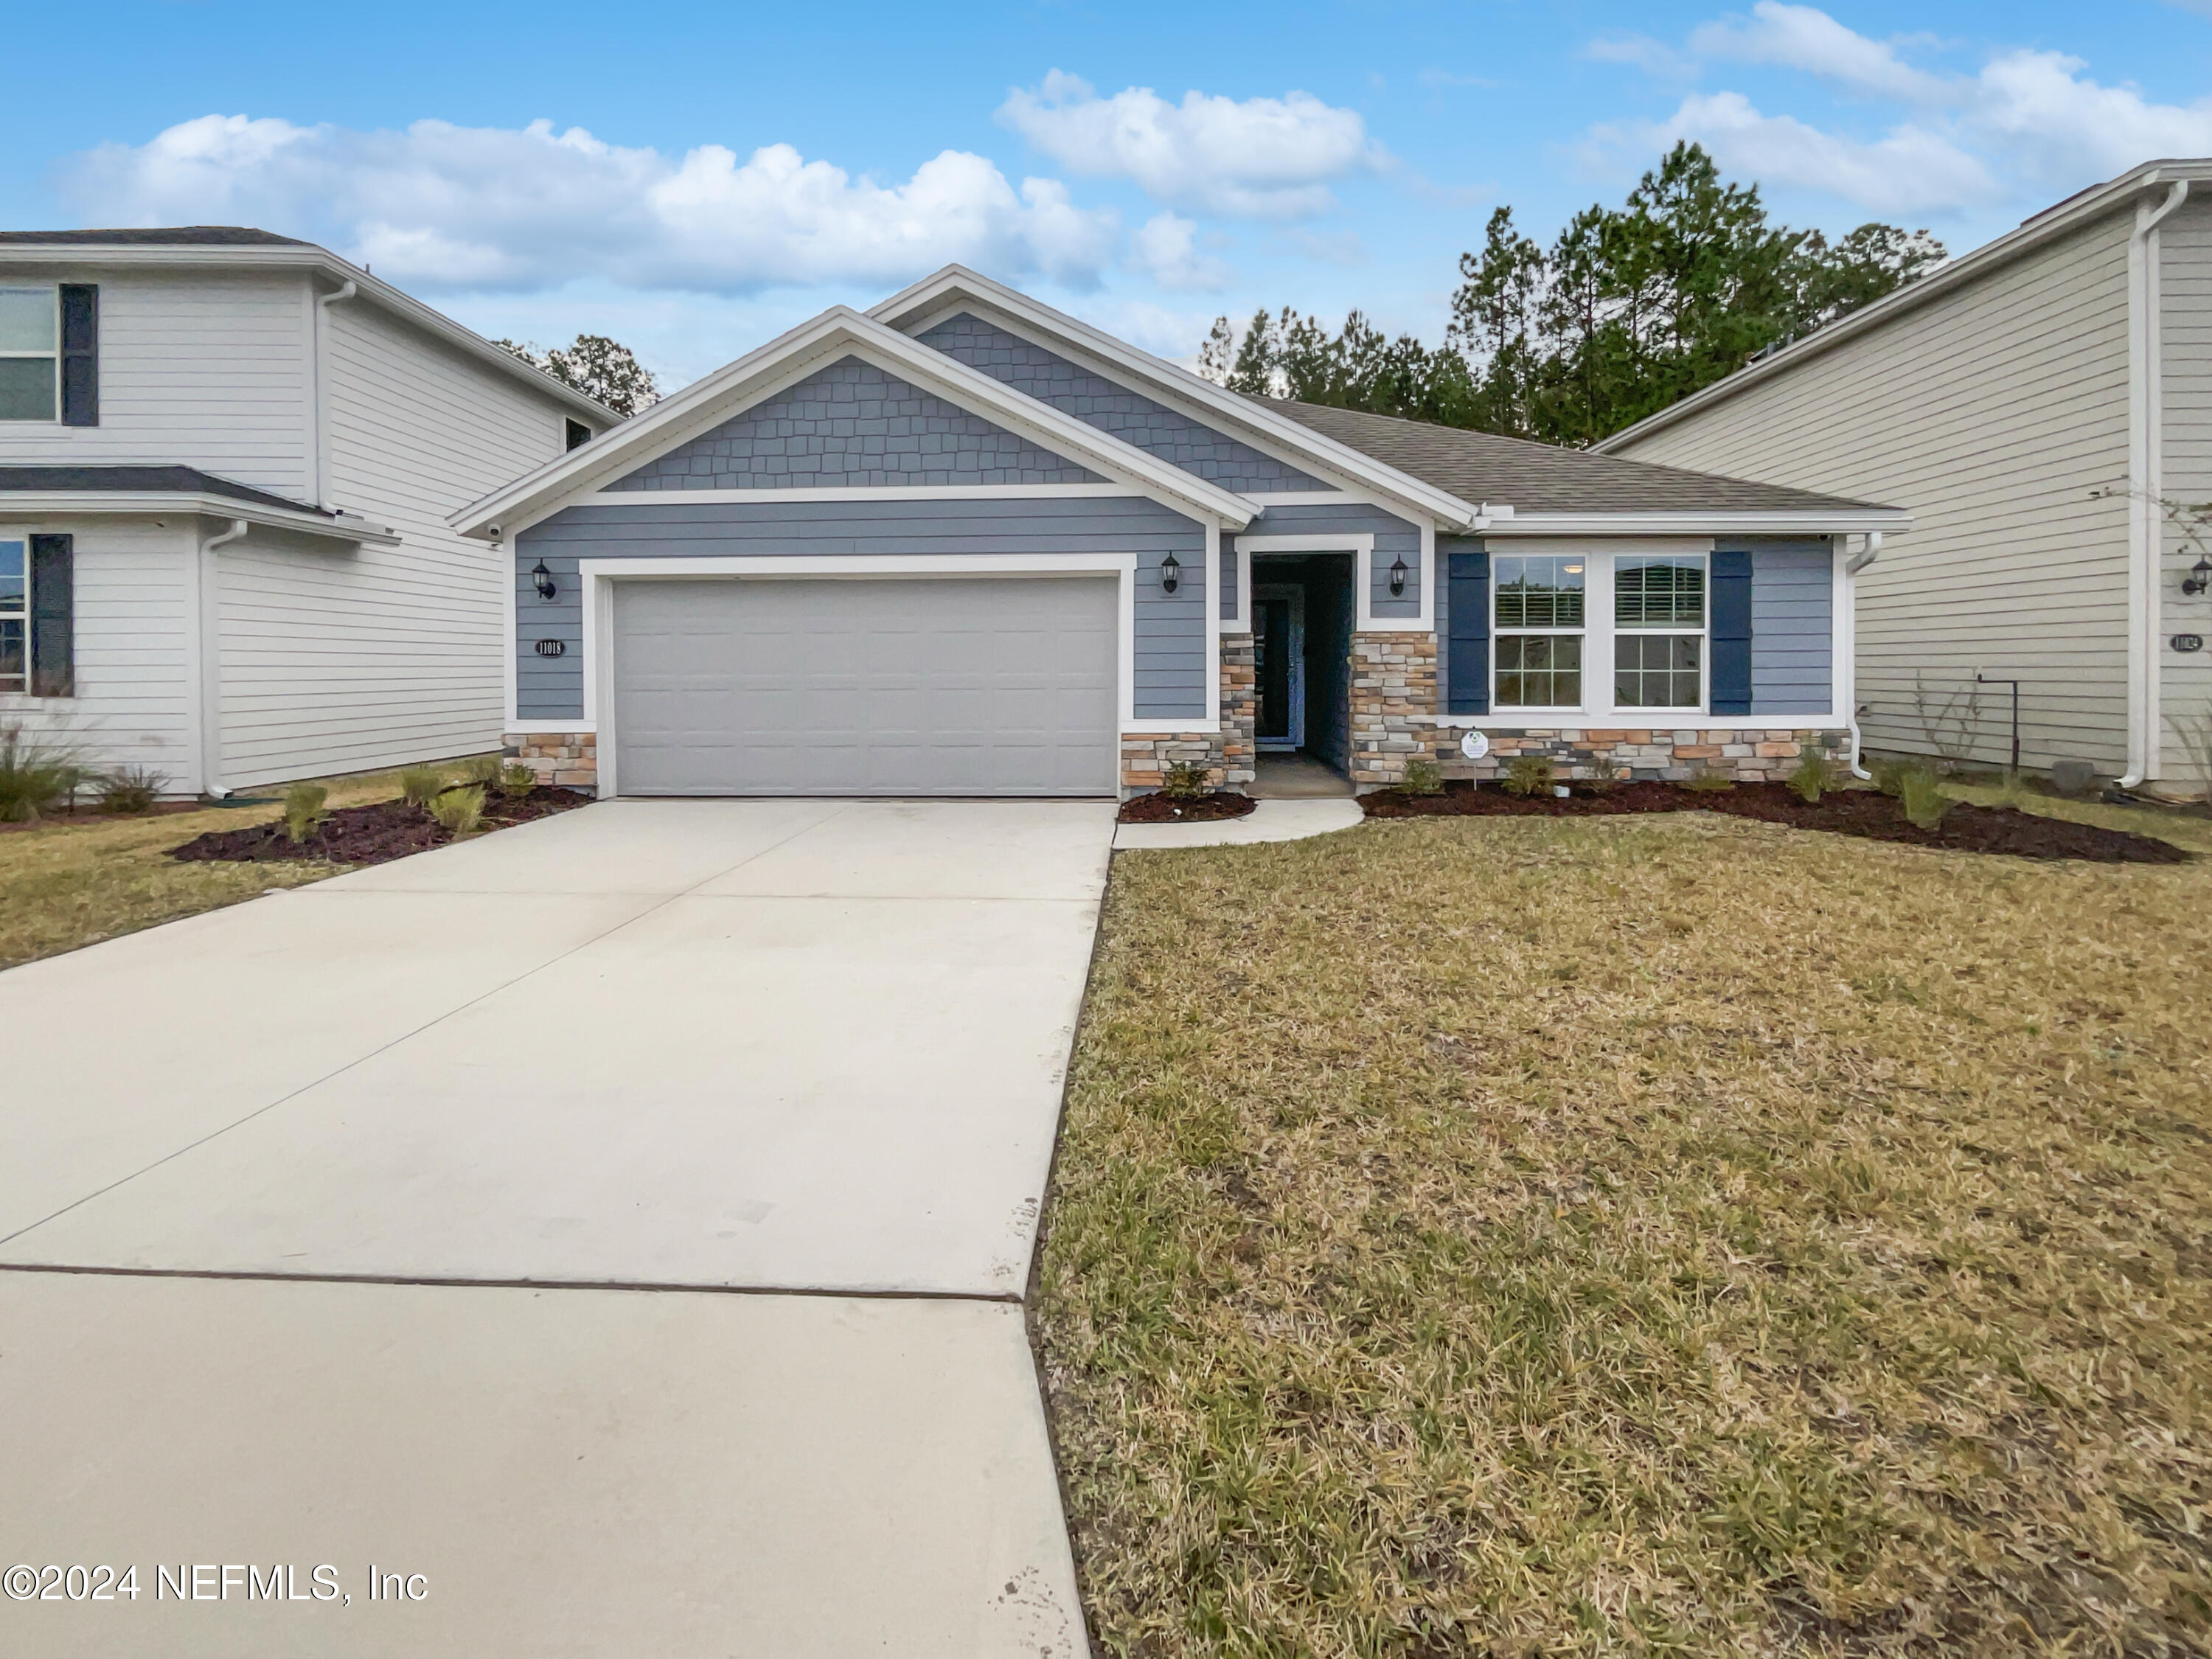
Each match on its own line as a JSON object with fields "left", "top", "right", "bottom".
{"left": 1040, "top": 798, "right": 2212, "bottom": 1655}
{"left": 0, "top": 760, "right": 492, "bottom": 972}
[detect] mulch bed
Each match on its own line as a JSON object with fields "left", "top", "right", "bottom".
{"left": 1360, "top": 779, "right": 2187, "bottom": 864}
{"left": 1117, "top": 791, "right": 1259, "bottom": 824}
{"left": 167, "top": 787, "right": 591, "bottom": 866}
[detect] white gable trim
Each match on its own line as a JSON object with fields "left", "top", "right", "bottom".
{"left": 453, "top": 307, "right": 1256, "bottom": 540}
{"left": 870, "top": 268, "right": 1486, "bottom": 531}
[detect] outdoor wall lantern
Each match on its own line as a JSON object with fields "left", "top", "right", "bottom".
{"left": 2185, "top": 554, "right": 2212, "bottom": 597}
{"left": 1388, "top": 552, "right": 1409, "bottom": 597}
{"left": 532, "top": 559, "right": 558, "bottom": 602}
{"left": 1158, "top": 552, "right": 1180, "bottom": 594}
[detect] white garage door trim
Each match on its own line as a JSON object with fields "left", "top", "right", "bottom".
{"left": 579, "top": 552, "right": 1197, "bottom": 799}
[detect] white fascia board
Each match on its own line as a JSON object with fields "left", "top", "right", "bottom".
{"left": 0, "top": 493, "right": 400, "bottom": 546}
{"left": 0, "top": 243, "right": 614, "bottom": 425}
{"left": 580, "top": 484, "right": 1143, "bottom": 505}
{"left": 1594, "top": 158, "right": 2212, "bottom": 455}
{"left": 1488, "top": 509, "right": 1911, "bottom": 537}
{"left": 868, "top": 266, "right": 1485, "bottom": 531}
{"left": 456, "top": 307, "right": 1256, "bottom": 538}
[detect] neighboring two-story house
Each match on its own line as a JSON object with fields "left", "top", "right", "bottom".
{"left": 1596, "top": 159, "right": 2212, "bottom": 793}
{"left": 0, "top": 227, "right": 611, "bottom": 796}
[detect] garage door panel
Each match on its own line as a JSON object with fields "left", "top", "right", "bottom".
{"left": 612, "top": 577, "right": 1119, "bottom": 796}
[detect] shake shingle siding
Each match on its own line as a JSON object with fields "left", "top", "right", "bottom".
{"left": 917, "top": 313, "right": 1329, "bottom": 493}
{"left": 608, "top": 355, "right": 1102, "bottom": 490}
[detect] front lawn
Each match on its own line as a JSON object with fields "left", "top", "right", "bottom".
{"left": 0, "top": 759, "right": 494, "bottom": 971}
{"left": 1040, "top": 799, "right": 2212, "bottom": 1655}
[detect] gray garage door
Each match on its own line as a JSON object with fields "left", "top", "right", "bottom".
{"left": 611, "top": 576, "right": 1119, "bottom": 796}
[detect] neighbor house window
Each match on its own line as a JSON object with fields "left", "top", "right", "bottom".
{"left": 0, "top": 540, "right": 28, "bottom": 689}
{"left": 1613, "top": 554, "right": 1705, "bottom": 709}
{"left": 1495, "top": 554, "right": 1585, "bottom": 708}
{"left": 0, "top": 288, "right": 58, "bottom": 422}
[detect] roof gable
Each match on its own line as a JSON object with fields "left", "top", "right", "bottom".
{"left": 608, "top": 355, "right": 1102, "bottom": 492}
{"left": 917, "top": 313, "right": 1327, "bottom": 493}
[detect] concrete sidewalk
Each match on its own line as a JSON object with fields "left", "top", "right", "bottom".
{"left": 0, "top": 799, "right": 1113, "bottom": 1657}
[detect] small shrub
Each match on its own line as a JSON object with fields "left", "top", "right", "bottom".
{"left": 1683, "top": 765, "right": 1736, "bottom": 792}
{"left": 0, "top": 726, "right": 93, "bottom": 823}
{"left": 1162, "top": 760, "right": 1209, "bottom": 800}
{"left": 1787, "top": 742, "right": 1832, "bottom": 804}
{"left": 497, "top": 762, "right": 537, "bottom": 799}
{"left": 282, "top": 782, "right": 329, "bottom": 845}
{"left": 1870, "top": 759, "right": 1910, "bottom": 798}
{"left": 99, "top": 765, "right": 167, "bottom": 815}
{"left": 1402, "top": 757, "right": 1444, "bottom": 796}
{"left": 1896, "top": 762, "right": 1950, "bottom": 831}
{"left": 400, "top": 765, "right": 445, "bottom": 807}
{"left": 456, "top": 754, "right": 503, "bottom": 787}
{"left": 1992, "top": 768, "right": 2034, "bottom": 810}
{"left": 429, "top": 784, "right": 486, "bottom": 836}
{"left": 1503, "top": 755, "right": 1554, "bottom": 797}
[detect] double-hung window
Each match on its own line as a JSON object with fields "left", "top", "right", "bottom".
{"left": 0, "top": 539, "right": 29, "bottom": 691}
{"left": 1493, "top": 554, "right": 1586, "bottom": 709}
{"left": 1613, "top": 554, "right": 1706, "bottom": 710}
{"left": 0, "top": 288, "right": 57, "bottom": 423}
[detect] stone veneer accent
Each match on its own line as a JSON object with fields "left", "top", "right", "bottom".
{"left": 1218, "top": 637, "right": 1256, "bottom": 788}
{"left": 1444, "top": 726, "right": 1842, "bottom": 785}
{"left": 505, "top": 731, "right": 597, "bottom": 790}
{"left": 1349, "top": 631, "right": 1440, "bottom": 790}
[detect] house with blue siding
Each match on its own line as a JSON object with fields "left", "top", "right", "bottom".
{"left": 456, "top": 268, "right": 1906, "bottom": 799}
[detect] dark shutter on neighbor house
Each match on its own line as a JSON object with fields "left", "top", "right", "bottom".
{"left": 1709, "top": 546, "right": 1753, "bottom": 715}
{"left": 58, "top": 285, "right": 97, "bottom": 428}
{"left": 29, "top": 535, "right": 73, "bottom": 698}
{"left": 1446, "top": 548, "right": 1491, "bottom": 716}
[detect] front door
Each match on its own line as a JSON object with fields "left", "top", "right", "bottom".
{"left": 1253, "top": 584, "right": 1305, "bottom": 750}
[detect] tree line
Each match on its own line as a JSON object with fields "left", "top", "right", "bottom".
{"left": 1197, "top": 143, "right": 1945, "bottom": 448}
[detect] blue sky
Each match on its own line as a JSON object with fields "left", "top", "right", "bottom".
{"left": 7, "top": 1, "right": 2211, "bottom": 386}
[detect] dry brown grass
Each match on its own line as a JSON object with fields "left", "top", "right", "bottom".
{"left": 0, "top": 758, "right": 493, "bottom": 970}
{"left": 1039, "top": 804, "right": 2212, "bottom": 1656}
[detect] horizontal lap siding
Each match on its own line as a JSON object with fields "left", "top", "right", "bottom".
{"left": 1611, "top": 212, "right": 2135, "bottom": 771}
{"left": 1244, "top": 501, "right": 1422, "bottom": 619}
{"left": 0, "top": 270, "right": 312, "bottom": 498}
{"left": 0, "top": 519, "right": 196, "bottom": 783}
{"left": 514, "top": 495, "right": 1208, "bottom": 723}
{"left": 217, "top": 299, "right": 572, "bottom": 785}
{"left": 2161, "top": 199, "right": 2212, "bottom": 780}
{"left": 1746, "top": 542, "right": 1834, "bottom": 714}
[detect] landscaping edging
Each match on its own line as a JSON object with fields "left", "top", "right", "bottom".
{"left": 167, "top": 787, "right": 592, "bottom": 866}
{"left": 1362, "top": 779, "right": 2186, "bottom": 863}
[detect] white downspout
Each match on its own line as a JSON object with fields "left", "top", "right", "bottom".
{"left": 312, "top": 279, "right": 358, "bottom": 509}
{"left": 1843, "top": 531, "right": 1882, "bottom": 777}
{"left": 2122, "top": 180, "right": 2189, "bottom": 788}
{"left": 195, "top": 518, "right": 248, "bottom": 799}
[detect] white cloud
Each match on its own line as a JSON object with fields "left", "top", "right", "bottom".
{"left": 63, "top": 114, "right": 1120, "bottom": 293}
{"left": 1590, "top": 3, "right": 2212, "bottom": 215}
{"left": 996, "top": 70, "right": 1385, "bottom": 218}
{"left": 1126, "top": 212, "right": 1231, "bottom": 292}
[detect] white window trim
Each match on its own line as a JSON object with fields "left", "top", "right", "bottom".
{"left": 567, "top": 552, "right": 1200, "bottom": 798}
{"left": 0, "top": 531, "right": 31, "bottom": 694}
{"left": 0, "top": 285, "right": 59, "bottom": 425}
{"left": 1230, "top": 530, "right": 1435, "bottom": 632}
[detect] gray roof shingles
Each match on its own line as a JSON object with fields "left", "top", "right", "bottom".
{"left": 1256, "top": 397, "right": 1894, "bottom": 515}
{"left": 0, "top": 226, "right": 311, "bottom": 248}
{"left": 0, "top": 465, "right": 331, "bottom": 516}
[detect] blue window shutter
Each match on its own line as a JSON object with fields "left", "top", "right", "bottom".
{"left": 58, "top": 286, "right": 97, "bottom": 428}
{"left": 1710, "top": 547, "right": 1753, "bottom": 714}
{"left": 1446, "top": 549, "right": 1490, "bottom": 715}
{"left": 29, "top": 534, "right": 73, "bottom": 697}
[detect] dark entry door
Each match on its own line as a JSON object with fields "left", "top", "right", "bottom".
{"left": 1253, "top": 585, "right": 1304, "bottom": 748}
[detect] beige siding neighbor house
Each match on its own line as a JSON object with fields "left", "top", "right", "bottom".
{"left": 1596, "top": 159, "right": 2212, "bottom": 791}
{"left": 0, "top": 228, "right": 611, "bottom": 796}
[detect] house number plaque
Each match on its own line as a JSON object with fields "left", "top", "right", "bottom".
{"left": 535, "top": 639, "right": 566, "bottom": 657}
{"left": 2173, "top": 634, "right": 2205, "bottom": 653}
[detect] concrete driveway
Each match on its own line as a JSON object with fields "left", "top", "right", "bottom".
{"left": 0, "top": 799, "right": 1112, "bottom": 1657}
